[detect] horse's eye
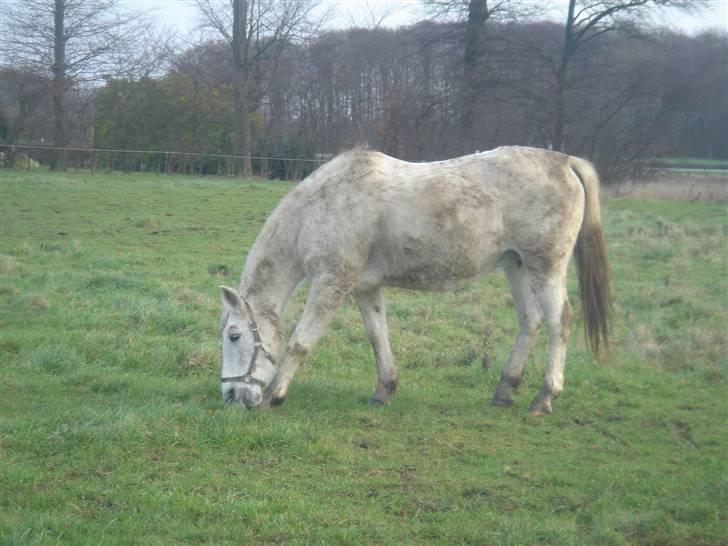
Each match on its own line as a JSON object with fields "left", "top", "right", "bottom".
{"left": 229, "top": 332, "right": 242, "bottom": 342}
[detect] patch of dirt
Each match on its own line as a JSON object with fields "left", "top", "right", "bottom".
{"left": 603, "top": 171, "right": 727, "bottom": 202}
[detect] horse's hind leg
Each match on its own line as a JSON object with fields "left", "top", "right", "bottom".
{"left": 355, "top": 287, "right": 398, "bottom": 405}
{"left": 492, "top": 259, "right": 543, "bottom": 406}
{"left": 263, "top": 278, "right": 348, "bottom": 407}
{"left": 529, "top": 271, "right": 571, "bottom": 416}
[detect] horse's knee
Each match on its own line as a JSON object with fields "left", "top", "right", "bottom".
{"left": 288, "top": 340, "right": 311, "bottom": 360}
{"left": 526, "top": 318, "right": 542, "bottom": 337}
{"left": 519, "top": 310, "right": 542, "bottom": 337}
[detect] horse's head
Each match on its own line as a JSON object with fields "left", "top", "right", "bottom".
{"left": 219, "top": 286, "right": 278, "bottom": 408}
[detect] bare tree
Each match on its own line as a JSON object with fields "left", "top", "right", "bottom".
{"left": 0, "top": 68, "right": 50, "bottom": 166}
{"left": 342, "top": 0, "right": 409, "bottom": 29}
{"left": 461, "top": 0, "right": 491, "bottom": 144}
{"left": 2, "top": 0, "right": 158, "bottom": 169}
{"left": 551, "top": 0, "right": 706, "bottom": 152}
{"left": 425, "top": 0, "right": 539, "bottom": 151}
{"left": 194, "top": 0, "right": 325, "bottom": 176}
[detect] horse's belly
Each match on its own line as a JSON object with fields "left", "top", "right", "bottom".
{"left": 356, "top": 184, "right": 505, "bottom": 291}
{"left": 381, "top": 272, "right": 481, "bottom": 292}
{"left": 366, "top": 231, "right": 503, "bottom": 291}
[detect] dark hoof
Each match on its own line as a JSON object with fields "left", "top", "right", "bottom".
{"left": 370, "top": 380, "right": 397, "bottom": 406}
{"left": 491, "top": 376, "right": 520, "bottom": 407}
{"left": 491, "top": 396, "right": 514, "bottom": 407}
{"left": 270, "top": 396, "right": 286, "bottom": 408}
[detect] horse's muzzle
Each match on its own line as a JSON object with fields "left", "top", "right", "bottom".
{"left": 241, "top": 384, "right": 263, "bottom": 408}
{"left": 222, "top": 383, "right": 264, "bottom": 408}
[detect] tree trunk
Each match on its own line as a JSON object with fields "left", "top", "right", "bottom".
{"left": 232, "top": 0, "right": 252, "bottom": 177}
{"left": 461, "top": 0, "right": 489, "bottom": 152}
{"left": 52, "top": 0, "right": 67, "bottom": 170}
{"left": 553, "top": 0, "right": 577, "bottom": 152}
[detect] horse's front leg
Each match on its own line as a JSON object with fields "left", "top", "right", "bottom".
{"left": 354, "top": 287, "right": 398, "bottom": 405}
{"left": 259, "top": 278, "right": 348, "bottom": 408}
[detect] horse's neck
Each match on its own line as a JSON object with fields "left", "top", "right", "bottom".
{"left": 239, "top": 240, "right": 303, "bottom": 358}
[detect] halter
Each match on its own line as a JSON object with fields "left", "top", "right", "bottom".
{"left": 220, "top": 296, "right": 276, "bottom": 387}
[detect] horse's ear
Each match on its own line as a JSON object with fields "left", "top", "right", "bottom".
{"left": 219, "top": 286, "right": 243, "bottom": 313}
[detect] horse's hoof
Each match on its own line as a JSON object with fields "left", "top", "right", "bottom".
{"left": 528, "top": 406, "right": 552, "bottom": 416}
{"left": 369, "top": 380, "right": 397, "bottom": 407}
{"left": 492, "top": 376, "right": 519, "bottom": 408}
{"left": 491, "top": 396, "right": 513, "bottom": 407}
{"left": 270, "top": 396, "right": 286, "bottom": 408}
{"left": 528, "top": 389, "right": 554, "bottom": 415}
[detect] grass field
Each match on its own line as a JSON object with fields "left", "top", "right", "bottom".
{"left": 1, "top": 169, "right": 726, "bottom": 545}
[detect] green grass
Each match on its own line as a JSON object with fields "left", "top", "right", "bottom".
{"left": 1, "top": 169, "right": 726, "bottom": 545}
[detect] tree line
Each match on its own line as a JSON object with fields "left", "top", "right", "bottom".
{"left": 1, "top": 0, "right": 725, "bottom": 182}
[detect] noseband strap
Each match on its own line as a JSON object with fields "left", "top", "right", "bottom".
{"left": 220, "top": 373, "right": 267, "bottom": 387}
{"left": 221, "top": 295, "right": 276, "bottom": 386}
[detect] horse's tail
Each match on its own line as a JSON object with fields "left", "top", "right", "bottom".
{"left": 569, "top": 156, "right": 612, "bottom": 358}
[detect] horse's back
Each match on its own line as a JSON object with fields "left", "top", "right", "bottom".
{"left": 289, "top": 147, "right": 585, "bottom": 287}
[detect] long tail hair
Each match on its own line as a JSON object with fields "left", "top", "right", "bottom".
{"left": 569, "top": 157, "right": 612, "bottom": 358}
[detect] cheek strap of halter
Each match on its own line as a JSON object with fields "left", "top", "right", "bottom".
{"left": 221, "top": 345, "right": 270, "bottom": 387}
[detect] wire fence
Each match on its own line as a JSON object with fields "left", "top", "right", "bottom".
{"left": 0, "top": 143, "right": 330, "bottom": 180}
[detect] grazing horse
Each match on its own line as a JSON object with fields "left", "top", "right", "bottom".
{"left": 219, "top": 146, "right": 611, "bottom": 415}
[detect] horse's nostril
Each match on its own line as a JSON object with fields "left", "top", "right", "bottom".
{"left": 223, "top": 388, "right": 237, "bottom": 404}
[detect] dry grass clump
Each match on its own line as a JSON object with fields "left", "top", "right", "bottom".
{"left": 0, "top": 254, "right": 23, "bottom": 275}
{"left": 604, "top": 171, "right": 728, "bottom": 202}
{"left": 23, "top": 293, "right": 51, "bottom": 311}
{"left": 182, "top": 345, "right": 218, "bottom": 375}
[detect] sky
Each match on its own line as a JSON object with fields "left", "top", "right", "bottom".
{"left": 130, "top": 0, "right": 728, "bottom": 36}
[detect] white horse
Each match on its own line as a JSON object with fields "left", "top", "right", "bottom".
{"left": 219, "top": 146, "right": 611, "bottom": 415}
